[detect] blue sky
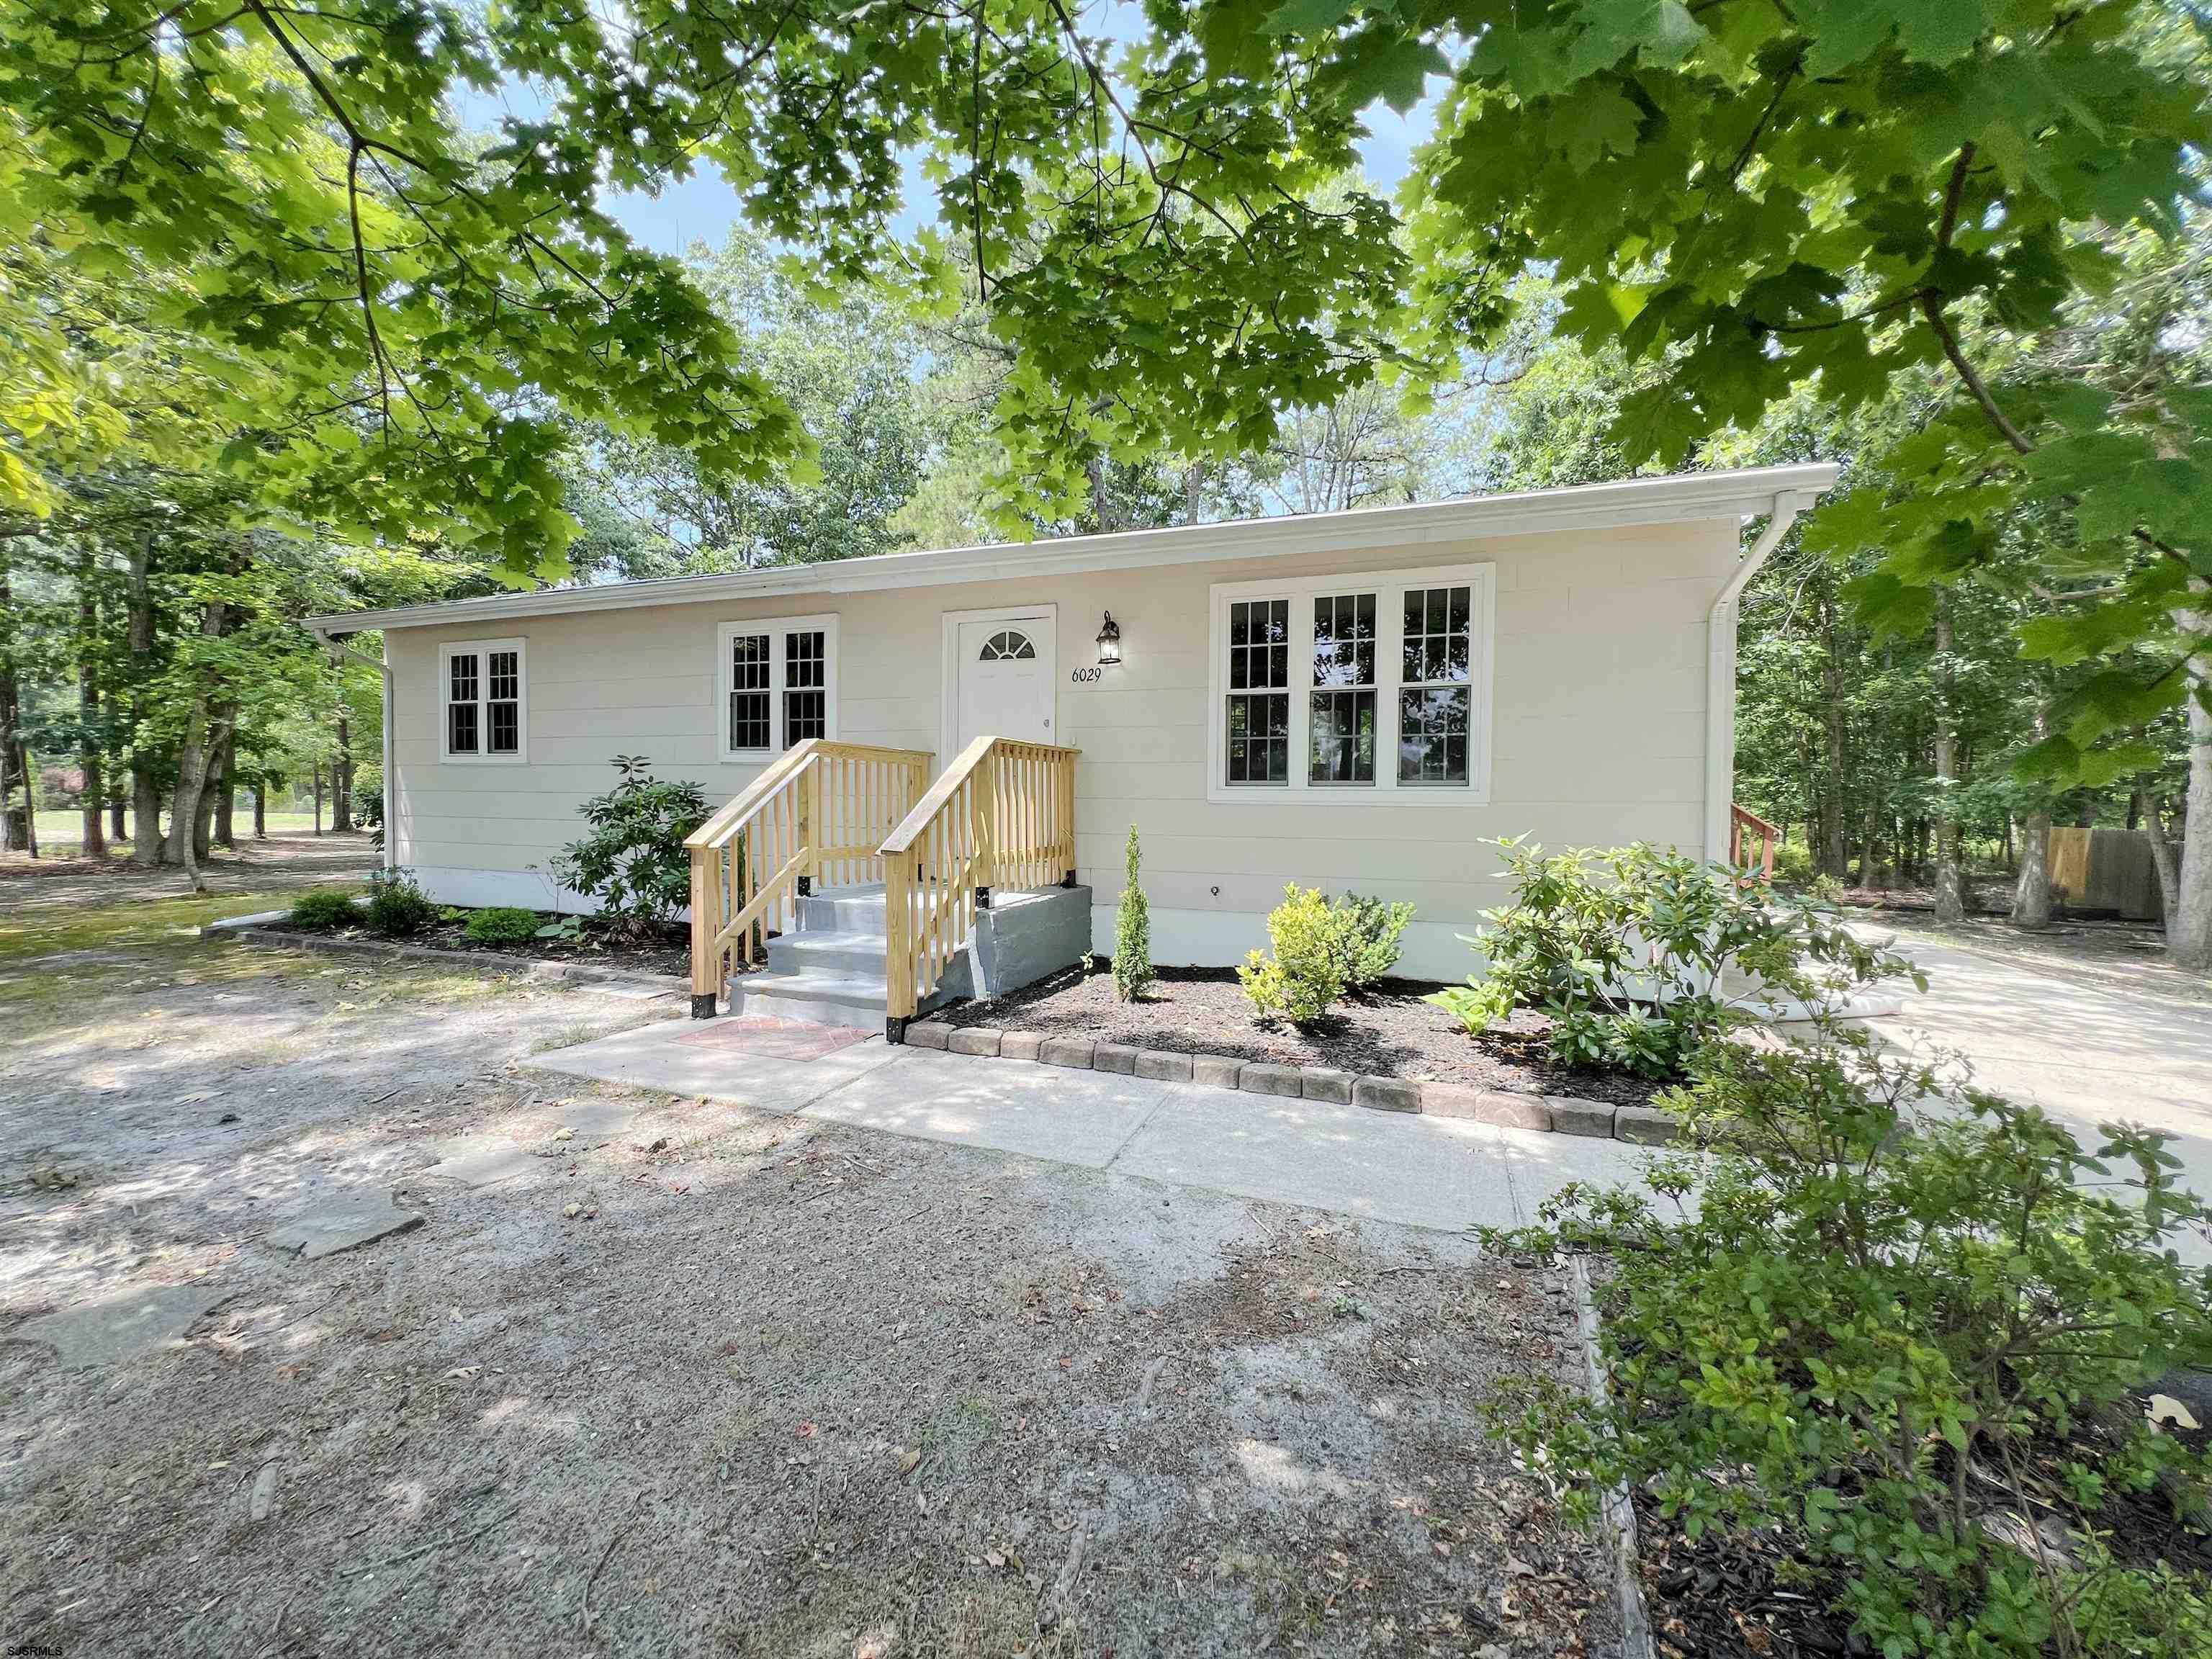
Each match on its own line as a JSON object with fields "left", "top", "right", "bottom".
{"left": 454, "top": 28, "right": 1444, "bottom": 258}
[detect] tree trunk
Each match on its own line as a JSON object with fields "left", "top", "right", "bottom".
{"left": 109, "top": 793, "right": 125, "bottom": 842}
{"left": 2172, "top": 619, "right": 2212, "bottom": 971}
{"left": 78, "top": 549, "right": 106, "bottom": 858}
{"left": 253, "top": 780, "right": 266, "bottom": 839}
{"left": 127, "top": 531, "right": 163, "bottom": 868}
{"left": 171, "top": 712, "right": 230, "bottom": 895}
{"left": 1819, "top": 595, "right": 1848, "bottom": 876}
{"left": 333, "top": 709, "right": 354, "bottom": 832}
{"left": 313, "top": 763, "right": 323, "bottom": 834}
{"left": 2013, "top": 812, "right": 2052, "bottom": 930}
{"left": 1930, "top": 597, "right": 1966, "bottom": 922}
{"left": 1087, "top": 451, "right": 1112, "bottom": 534}
{"left": 164, "top": 595, "right": 230, "bottom": 886}
{"left": 2013, "top": 704, "right": 2052, "bottom": 929}
{"left": 0, "top": 565, "right": 20, "bottom": 855}
{"left": 212, "top": 732, "right": 235, "bottom": 850}
{"left": 2140, "top": 783, "right": 2180, "bottom": 935}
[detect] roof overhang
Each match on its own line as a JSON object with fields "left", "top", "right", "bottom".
{"left": 303, "top": 462, "right": 1841, "bottom": 637}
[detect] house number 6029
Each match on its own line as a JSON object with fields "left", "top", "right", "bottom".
{"left": 1070, "top": 666, "right": 1107, "bottom": 684}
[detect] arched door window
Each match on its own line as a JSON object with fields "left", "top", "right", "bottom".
{"left": 978, "top": 629, "right": 1037, "bottom": 662}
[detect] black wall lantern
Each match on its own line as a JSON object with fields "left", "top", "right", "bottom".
{"left": 1094, "top": 610, "right": 1123, "bottom": 665}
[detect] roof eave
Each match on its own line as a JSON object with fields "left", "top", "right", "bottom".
{"left": 304, "top": 462, "right": 1841, "bottom": 636}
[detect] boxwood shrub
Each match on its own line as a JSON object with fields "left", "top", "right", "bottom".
{"left": 463, "top": 907, "right": 544, "bottom": 945}
{"left": 287, "top": 889, "right": 361, "bottom": 932}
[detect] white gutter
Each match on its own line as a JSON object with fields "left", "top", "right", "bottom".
{"left": 315, "top": 629, "right": 396, "bottom": 874}
{"left": 1704, "top": 488, "right": 1823, "bottom": 864}
{"left": 303, "top": 462, "right": 1844, "bottom": 635}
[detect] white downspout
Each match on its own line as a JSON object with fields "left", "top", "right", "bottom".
{"left": 315, "top": 629, "right": 397, "bottom": 875}
{"left": 1704, "top": 490, "right": 1818, "bottom": 865}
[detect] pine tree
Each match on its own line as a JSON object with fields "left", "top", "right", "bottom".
{"left": 1112, "top": 824, "right": 1154, "bottom": 1001}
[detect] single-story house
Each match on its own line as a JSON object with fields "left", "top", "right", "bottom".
{"left": 306, "top": 462, "right": 1837, "bottom": 1033}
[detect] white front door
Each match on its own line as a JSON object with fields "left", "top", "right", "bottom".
{"left": 952, "top": 611, "right": 1057, "bottom": 754}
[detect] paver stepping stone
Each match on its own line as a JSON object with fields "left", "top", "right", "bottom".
{"left": 265, "top": 1189, "right": 423, "bottom": 1260}
{"left": 421, "top": 1135, "right": 542, "bottom": 1190}
{"left": 17, "top": 1283, "right": 228, "bottom": 1368}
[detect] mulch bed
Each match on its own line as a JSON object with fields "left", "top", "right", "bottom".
{"left": 935, "top": 963, "right": 1661, "bottom": 1105}
{"left": 1632, "top": 1388, "right": 2212, "bottom": 1659}
{"left": 264, "top": 913, "right": 692, "bottom": 979}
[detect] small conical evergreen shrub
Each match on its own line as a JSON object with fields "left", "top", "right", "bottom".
{"left": 1113, "top": 823, "right": 1154, "bottom": 1001}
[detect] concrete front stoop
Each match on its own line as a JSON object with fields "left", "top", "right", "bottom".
{"left": 730, "top": 882, "right": 1093, "bottom": 1033}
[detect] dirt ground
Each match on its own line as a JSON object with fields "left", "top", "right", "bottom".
{"left": 0, "top": 856, "right": 1616, "bottom": 1658}
{"left": 935, "top": 967, "right": 1660, "bottom": 1108}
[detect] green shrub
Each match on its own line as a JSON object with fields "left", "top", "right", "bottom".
{"left": 464, "top": 907, "right": 543, "bottom": 945}
{"left": 1326, "top": 893, "right": 1415, "bottom": 990}
{"left": 351, "top": 763, "right": 383, "bottom": 832}
{"left": 1424, "top": 837, "right": 1917, "bottom": 1080}
{"left": 1112, "top": 824, "right": 1154, "bottom": 1001}
{"left": 362, "top": 870, "right": 436, "bottom": 938}
{"left": 1482, "top": 1024, "right": 2212, "bottom": 1659}
{"left": 1239, "top": 885, "right": 1349, "bottom": 1023}
{"left": 1770, "top": 837, "right": 1814, "bottom": 884}
{"left": 548, "top": 755, "right": 711, "bottom": 941}
{"left": 287, "top": 889, "right": 361, "bottom": 931}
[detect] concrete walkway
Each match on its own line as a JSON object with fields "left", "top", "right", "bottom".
{"left": 526, "top": 1018, "right": 1660, "bottom": 1233}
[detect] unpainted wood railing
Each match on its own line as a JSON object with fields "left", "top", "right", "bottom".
{"left": 1729, "top": 802, "right": 1779, "bottom": 879}
{"left": 878, "top": 735, "right": 1080, "bottom": 1030}
{"left": 685, "top": 737, "right": 934, "bottom": 1013}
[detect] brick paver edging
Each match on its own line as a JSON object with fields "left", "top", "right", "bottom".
{"left": 902, "top": 1020, "right": 1678, "bottom": 1144}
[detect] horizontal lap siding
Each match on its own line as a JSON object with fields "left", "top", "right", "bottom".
{"left": 386, "top": 518, "right": 1738, "bottom": 948}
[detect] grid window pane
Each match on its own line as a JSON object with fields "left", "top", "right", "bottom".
{"left": 785, "top": 688, "right": 827, "bottom": 744}
{"left": 1225, "top": 599, "right": 1290, "bottom": 786}
{"left": 730, "top": 691, "right": 771, "bottom": 750}
{"left": 487, "top": 650, "right": 518, "bottom": 702}
{"left": 1310, "top": 691, "right": 1375, "bottom": 783}
{"left": 785, "top": 629, "right": 827, "bottom": 688}
{"left": 449, "top": 652, "right": 478, "bottom": 706}
{"left": 1398, "top": 686, "right": 1471, "bottom": 785}
{"left": 1226, "top": 693, "right": 1290, "bottom": 784}
{"left": 1398, "top": 585, "right": 1473, "bottom": 786}
{"left": 783, "top": 629, "right": 828, "bottom": 747}
{"left": 487, "top": 700, "right": 520, "bottom": 754}
{"left": 447, "top": 700, "right": 478, "bottom": 755}
{"left": 729, "top": 634, "right": 772, "bottom": 750}
{"left": 1310, "top": 593, "right": 1375, "bottom": 688}
{"left": 1310, "top": 593, "right": 1376, "bottom": 783}
{"left": 1403, "top": 585, "right": 1473, "bottom": 686}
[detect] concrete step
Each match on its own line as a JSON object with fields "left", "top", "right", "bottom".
{"left": 765, "top": 928, "right": 886, "bottom": 978}
{"left": 732, "top": 966, "right": 891, "bottom": 1028}
{"left": 798, "top": 886, "right": 887, "bottom": 933}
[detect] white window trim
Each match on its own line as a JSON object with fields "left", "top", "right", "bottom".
{"left": 439, "top": 637, "right": 529, "bottom": 765}
{"left": 717, "top": 614, "right": 841, "bottom": 760}
{"left": 1206, "top": 562, "right": 1494, "bottom": 806}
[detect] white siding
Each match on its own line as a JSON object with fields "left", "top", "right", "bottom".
{"left": 385, "top": 517, "right": 1740, "bottom": 977}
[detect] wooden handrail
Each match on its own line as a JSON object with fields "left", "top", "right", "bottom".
{"left": 1729, "top": 802, "right": 1779, "bottom": 878}
{"left": 878, "top": 736, "right": 1081, "bottom": 1030}
{"left": 688, "top": 739, "right": 934, "bottom": 1015}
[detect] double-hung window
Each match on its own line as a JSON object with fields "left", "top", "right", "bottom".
{"left": 440, "top": 638, "right": 526, "bottom": 763}
{"left": 1208, "top": 563, "right": 1491, "bottom": 803}
{"left": 719, "top": 616, "right": 839, "bottom": 758}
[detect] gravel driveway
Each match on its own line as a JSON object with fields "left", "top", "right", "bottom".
{"left": 0, "top": 871, "right": 1616, "bottom": 1658}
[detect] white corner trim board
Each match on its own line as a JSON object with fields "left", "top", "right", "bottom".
{"left": 303, "top": 464, "right": 1844, "bottom": 637}
{"left": 1704, "top": 488, "right": 1822, "bottom": 864}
